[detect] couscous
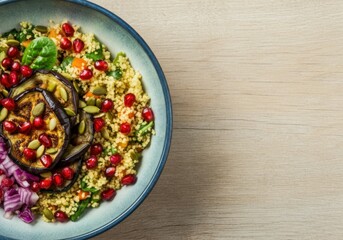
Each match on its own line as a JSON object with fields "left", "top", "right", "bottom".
{"left": 0, "top": 21, "right": 154, "bottom": 223}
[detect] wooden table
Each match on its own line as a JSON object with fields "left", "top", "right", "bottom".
{"left": 91, "top": 1, "right": 343, "bottom": 239}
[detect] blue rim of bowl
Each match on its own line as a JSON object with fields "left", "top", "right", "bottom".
{"left": 0, "top": 0, "right": 173, "bottom": 239}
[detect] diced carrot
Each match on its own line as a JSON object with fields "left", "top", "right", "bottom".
{"left": 128, "top": 112, "right": 135, "bottom": 119}
{"left": 22, "top": 40, "right": 31, "bottom": 48}
{"left": 77, "top": 190, "right": 90, "bottom": 200}
{"left": 48, "top": 29, "right": 58, "bottom": 39}
{"left": 72, "top": 58, "right": 88, "bottom": 70}
{"left": 118, "top": 141, "right": 128, "bottom": 148}
{"left": 84, "top": 91, "right": 99, "bottom": 99}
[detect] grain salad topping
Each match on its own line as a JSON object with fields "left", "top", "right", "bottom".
{"left": 0, "top": 21, "right": 155, "bottom": 223}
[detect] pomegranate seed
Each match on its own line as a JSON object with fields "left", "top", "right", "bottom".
{"left": 0, "top": 73, "right": 11, "bottom": 88}
{"left": 1, "top": 98, "right": 16, "bottom": 111}
{"left": 93, "top": 118, "right": 105, "bottom": 132}
{"left": 40, "top": 154, "right": 53, "bottom": 168}
{"left": 120, "top": 122, "right": 131, "bottom": 134}
{"left": 121, "top": 174, "right": 137, "bottom": 185}
{"left": 18, "top": 121, "right": 32, "bottom": 135}
{"left": 54, "top": 210, "right": 69, "bottom": 222}
{"left": 7, "top": 46, "right": 19, "bottom": 58}
{"left": 86, "top": 156, "right": 98, "bottom": 169}
{"left": 101, "top": 188, "right": 116, "bottom": 201}
{"left": 39, "top": 177, "right": 52, "bottom": 189}
{"left": 110, "top": 153, "right": 122, "bottom": 165}
{"left": 20, "top": 65, "right": 33, "bottom": 78}
{"left": 61, "top": 167, "right": 75, "bottom": 180}
{"left": 33, "top": 116, "right": 45, "bottom": 129}
{"left": 53, "top": 173, "right": 64, "bottom": 187}
{"left": 124, "top": 93, "right": 136, "bottom": 107}
{"left": 1, "top": 57, "right": 13, "bottom": 69}
{"left": 90, "top": 143, "right": 103, "bottom": 155}
{"left": 31, "top": 182, "right": 40, "bottom": 192}
{"left": 60, "top": 37, "right": 72, "bottom": 50}
{"left": 3, "top": 120, "right": 17, "bottom": 133}
{"left": 101, "top": 99, "right": 114, "bottom": 112}
{"left": 79, "top": 69, "right": 93, "bottom": 80}
{"left": 23, "top": 148, "right": 36, "bottom": 161}
{"left": 39, "top": 133, "right": 52, "bottom": 148}
{"left": 62, "top": 23, "right": 74, "bottom": 37}
{"left": 73, "top": 38, "right": 84, "bottom": 53}
{"left": 9, "top": 71, "right": 19, "bottom": 86}
{"left": 11, "top": 61, "right": 21, "bottom": 72}
{"left": 1, "top": 178, "right": 14, "bottom": 187}
{"left": 105, "top": 167, "right": 116, "bottom": 178}
{"left": 0, "top": 169, "right": 4, "bottom": 176}
{"left": 94, "top": 60, "right": 108, "bottom": 71}
{"left": 142, "top": 107, "right": 154, "bottom": 122}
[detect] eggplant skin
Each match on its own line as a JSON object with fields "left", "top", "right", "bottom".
{"left": 60, "top": 111, "right": 94, "bottom": 165}
{"left": 0, "top": 88, "right": 71, "bottom": 174}
{"left": 41, "top": 159, "right": 82, "bottom": 193}
{"left": 10, "top": 69, "right": 79, "bottom": 125}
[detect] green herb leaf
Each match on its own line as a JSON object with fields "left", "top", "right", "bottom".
{"left": 107, "top": 69, "right": 122, "bottom": 80}
{"left": 22, "top": 37, "right": 57, "bottom": 70}
{"left": 70, "top": 197, "right": 91, "bottom": 222}
{"left": 85, "top": 40, "right": 104, "bottom": 61}
{"left": 113, "top": 52, "right": 126, "bottom": 64}
{"left": 60, "top": 56, "right": 74, "bottom": 71}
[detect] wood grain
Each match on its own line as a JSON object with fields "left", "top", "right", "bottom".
{"left": 89, "top": 0, "right": 343, "bottom": 239}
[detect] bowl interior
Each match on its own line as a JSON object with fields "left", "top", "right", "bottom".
{"left": 0, "top": 1, "right": 171, "bottom": 239}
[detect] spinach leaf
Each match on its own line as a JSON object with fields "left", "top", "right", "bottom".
{"left": 1, "top": 28, "right": 19, "bottom": 39}
{"left": 22, "top": 37, "right": 57, "bottom": 70}
{"left": 17, "top": 27, "right": 34, "bottom": 43}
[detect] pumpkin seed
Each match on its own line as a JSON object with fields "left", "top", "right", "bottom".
{"left": 32, "top": 102, "right": 45, "bottom": 117}
{"left": 35, "top": 25, "right": 48, "bottom": 33}
{"left": 59, "top": 87, "right": 68, "bottom": 102}
{"left": 0, "top": 108, "right": 8, "bottom": 122}
{"left": 94, "top": 112, "right": 105, "bottom": 118}
{"left": 101, "top": 128, "right": 110, "bottom": 140}
{"left": 96, "top": 98, "right": 102, "bottom": 108}
{"left": 28, "top": 140, "right": 41, "bottom": 150}
{"left": 49, "top": 118, "right": 57, "bottom": 131}
{"left": 79, "top": 100, "right": 86, "bottom": 108}
{"left": 7, "top": 34, "right": 14, "bottom": 40}
{"left": 47, "top": 81, "right": 57, "bottom": 92}
{"left": 78, "top": 120, "right": 85, "bottom": 134}
{"left": 92, "top": 86, "right": 107, "bottom": 96}
{"left": 64, "top": 107, "right": 76, "bottom": 116}
{"left": 83, "top": 106, "right": 100, "bottom": 114}
{"left": 73, "top": 81, "right": 80, "bottom": 93}
{"left": 46, "top": 148, "right": 58, "bottom": 154}
{"left": 40, "top": 171, "right": 52, "bottom": 178}
{"left": 6, "top": 39, "right": 20, "bottom": 46}
{"left": 86, "top": 98, "right": 95, "bottom": 106}
{"left": 43, "top": 208, "right": 54, "bottom": 220}
{"left": 106, "top": 112, "right": 113, "bottom": 121}
{"left": 36, "top": 145, "right": 45, "bottom": 158}
{"left": 2, "top": 89, "right": 8, "bottom": 97}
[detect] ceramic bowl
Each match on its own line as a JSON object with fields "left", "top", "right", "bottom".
{"left": 0, "top": 0, "right": 172, "bottom": 239}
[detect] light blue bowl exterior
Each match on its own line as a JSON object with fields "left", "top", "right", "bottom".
{"left": 0, "top": 0, "right": 172, "bottom": 239}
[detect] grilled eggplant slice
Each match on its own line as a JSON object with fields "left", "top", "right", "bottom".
{"left": 10, "top": 70, "right": 79, "bottom": 125}
{"left": 60, "top": 111, "right": 94, "bottom": 165}
{"left": 40, "top": 159, "right": 82, "bottom": 193}
{"left": 0, "top": 88, "right": 71, "bottom": 174}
